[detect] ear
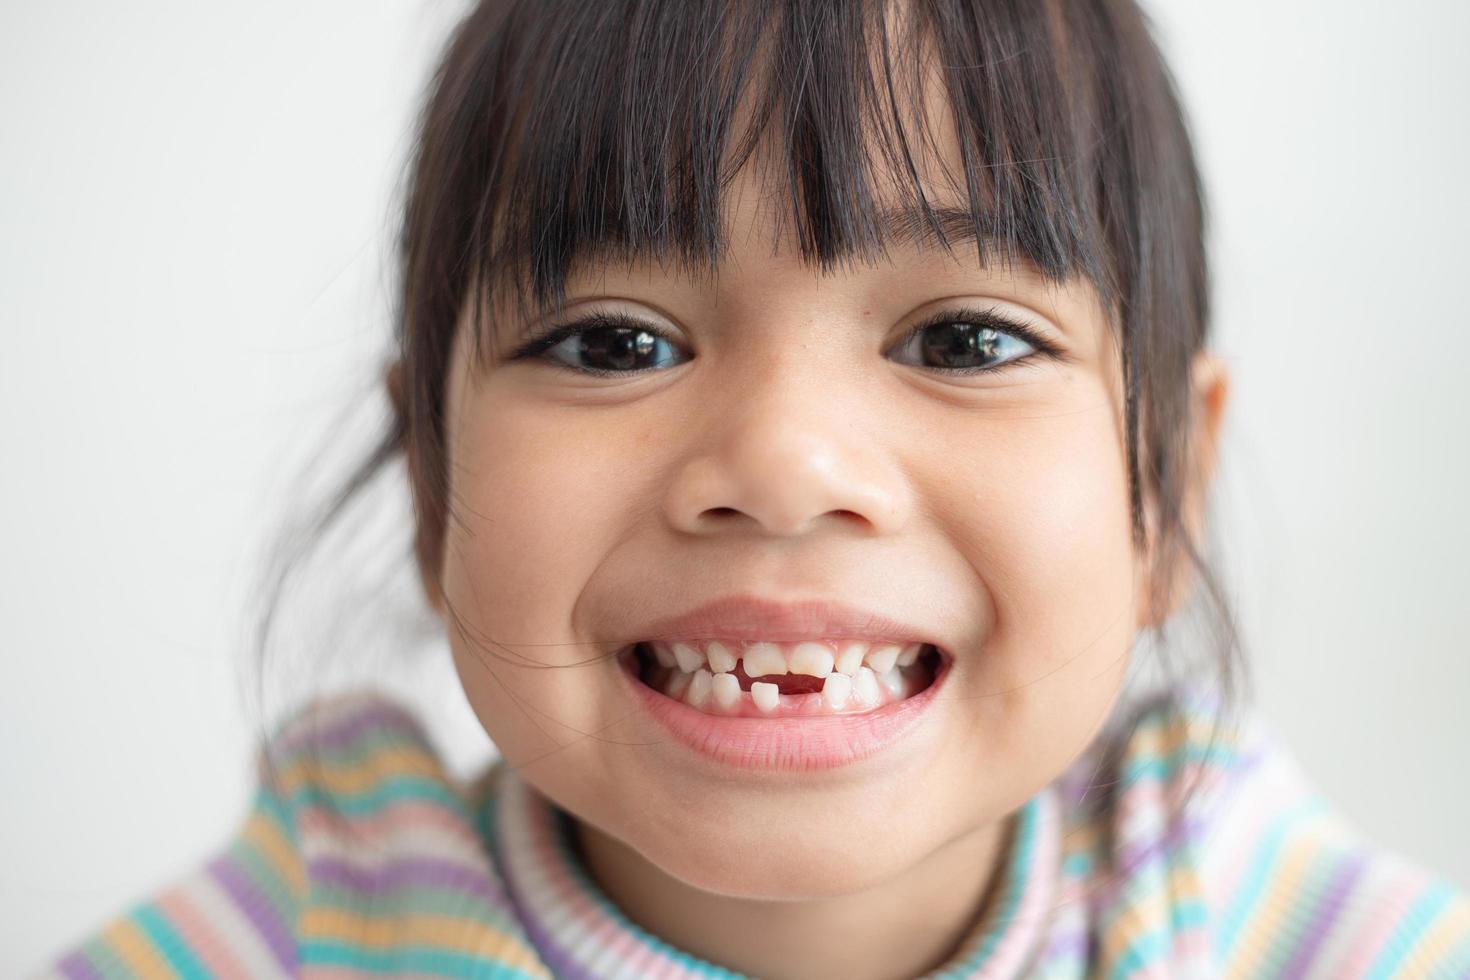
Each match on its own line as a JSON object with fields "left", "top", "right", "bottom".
{"left": 1181, "top": 350, "right": 1230, "bottom": 548}
{"left": 384, "top": 359, "right": 448, "bottom": 618}
{"left": 1137, "top": 349, "right": 1231, "bottom": 628}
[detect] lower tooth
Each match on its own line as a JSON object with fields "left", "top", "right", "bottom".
{"left": 822, "top": 673, "right": 853, "bottom": 710}
{"left": 657, "top": 658, "right": 927, "bottom": 715}
{"left": 687, "top": 668, "right": 713, "bottom": 708}
{"left": 666, "top": 669, "right": 694, "bottom": 699}
{"left": 712, "top": 672, "right": 742, "bottom": 711}
{"left": 750, "top": 681, "right": 779, "bottom": 713}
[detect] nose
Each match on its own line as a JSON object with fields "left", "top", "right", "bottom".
{"left": 661, "top": 362, "right": 913, "bottom": 538}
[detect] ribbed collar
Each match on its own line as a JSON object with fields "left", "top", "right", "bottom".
{"left": 483, "top": 764, "right": 1062, "bottom": 979}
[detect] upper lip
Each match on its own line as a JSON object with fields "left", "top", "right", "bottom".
{"left": 635, "top": 594, "right": 946, "bottom": 652}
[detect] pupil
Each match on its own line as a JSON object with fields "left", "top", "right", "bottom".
{"left": 582, "top": 328, "right": 656, "bottom": 371}
{"left": 923, "top": 323, "right": 999, "bottom": 369}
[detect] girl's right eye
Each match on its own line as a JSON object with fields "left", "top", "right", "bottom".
{"left": 506, "top": 312, "right": 689, "bottom": 378}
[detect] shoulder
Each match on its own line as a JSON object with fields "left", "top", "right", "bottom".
{"left": 33, "top": 689, "right": 550, "bottom": 979}
{"left": 1054, "top": 682, "right": 1470, "bottom": 978}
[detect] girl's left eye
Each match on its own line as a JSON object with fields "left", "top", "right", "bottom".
{"left": 506, "top": 307, "right": 1063, "bottom": 379}
{"left": 887, "top": 307, "right": 1062, "bottom": 376}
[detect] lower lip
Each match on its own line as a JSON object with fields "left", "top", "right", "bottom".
{"left": 617, "top": 644, "right": 950, "bottom": 773}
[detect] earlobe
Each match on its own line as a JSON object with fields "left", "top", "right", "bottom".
{"left": 1186, "top": 350, "right": 1231, "bottom": 543}
{"left": 384, "top": 359, "right": 408, "bottom": 431}
{"left": 1134, "top": 349, "right": 1231, "bottom": 631}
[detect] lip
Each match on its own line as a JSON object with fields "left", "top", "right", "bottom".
{"left": 617, "top": 644, "right": 951, "bottom": 772}
{"left": 634, "top": 594, "right": 948, "bottom": 649}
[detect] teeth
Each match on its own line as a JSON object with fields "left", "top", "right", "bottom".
{"left": 672, "top": 642, "right": 704, "bottom": 674}
{"left": 822, "top": 673, "right": 852, "bottom": 710}
{"left": 649, "top": 640, "right": 934, "bottom": 717}
{"left": 655, "top": 656, "right": 933, "bottom": 717}
{"left": 646, "top": 639, "right": 934, "bottom": 684}
{"left": 865, "top": 644, "right": 900, "bottom": 674}
{"left": 834, "top": 642, "right": 866, "bottom": 677}
{"left": 687, "top": 668, "right": 713, "bottom": 707}
{"left": 750, "top": 681, "right": 780, "bottom": 713}
{"left": 666, "top": 668, "right": 694, "bottom": 699}
{"left": 788, "top": 642, "right": 835, "bottom": 678}
{"left": 742, "top": 643, "right": 786, "bottom": 679}
{"left": 711, "top": 671, "right": 741, "bottom": 711}
{"left": 706, "top": 641, "right": 737, "bottom": 674}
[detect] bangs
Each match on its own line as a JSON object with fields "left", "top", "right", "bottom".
{"left": 433, "top": 0, "right": 1122, "bottom": 353}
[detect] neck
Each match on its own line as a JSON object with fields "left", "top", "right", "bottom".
{"left": 572, "top": 810, "right": 1016, "bottom": 980}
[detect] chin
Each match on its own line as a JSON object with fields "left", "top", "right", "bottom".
{"left": 637, "top": 825, "right": 916, "bottom": 902}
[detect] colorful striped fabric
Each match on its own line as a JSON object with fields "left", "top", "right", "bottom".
{"left": 35, "top": 683, "right": 1470, "bottom": 978}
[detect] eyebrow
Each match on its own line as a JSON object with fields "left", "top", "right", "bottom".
{"left": 868, "top": 204, "right": 997, "bottom": 250}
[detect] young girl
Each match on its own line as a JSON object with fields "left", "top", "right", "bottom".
{"left": 38, "top": 0, "right": 1470, "bottom": 977}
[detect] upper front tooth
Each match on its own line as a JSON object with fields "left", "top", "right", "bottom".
{"left": 788, "top": 642, "right": 835, "bottom": 678}
{"left": 672, "top": 642, "right": 704, "bottom": 674}
{"left": 834, "top": 641, "right": 867, "bottom": 676}
{"left": 706, "top": 641, "right": 737, "bottom": 674}
{"left": 742, "top": 643, "right": 786, "bottom": 678}
{"left": 865, "top": 644, "right": 900, "bottom": 674}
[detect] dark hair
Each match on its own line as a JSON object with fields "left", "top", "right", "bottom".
{"left": 250, "top": 0, "right": 1249, "bottom": 858}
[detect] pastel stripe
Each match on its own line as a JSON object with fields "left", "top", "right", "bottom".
{"left": 55, "top": 949, "right": 103, "bottom": 980}
{"left": 1362, "top": 881, "right": 1458, "bottom": 980}
{"left": 1231, "top": 807, "right": 1336, "bottom": 977}
{"left": 130, "top": 904, "right": 212, "bottom": 979}
{"left": 1402, "top": 895, "right": 1470, "bottom": 974}
{"left": 207, "top": 853, "right": 297, "bottom": 972}
{"left": 1328, "top": 868, "right": 1436, "bottom": 977}
{"left": 1217, "top": 797, "right": 1330, "bottom": 957}
{"left": 155, "top": 880, "right": 259, "bottom": 980}
{"left": 35, "top": 686, "right": 1470, "bottom": 979}
{"left": 99, "top": 916, "right": 173, "bottom": 977}
{"left": 1276, "top": 850, "right": 1369, "bottom": 978}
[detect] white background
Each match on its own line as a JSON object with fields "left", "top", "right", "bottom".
{"left": 3, "top": 1, "right": 1467, "bottom": 973}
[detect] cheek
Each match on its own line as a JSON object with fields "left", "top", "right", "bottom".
{"left": 437, "top": 396, "right": 640, "bottom": 767}
{"left": 930, "top": 402, "right": 1138, "bottom": 776}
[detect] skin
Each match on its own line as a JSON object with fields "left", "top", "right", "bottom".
{"left": 404, "top": 44, "right": 1230, "bottom": 979}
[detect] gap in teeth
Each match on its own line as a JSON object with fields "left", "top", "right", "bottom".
{"left": 648, "top": 639, "right": 926, "bottom": 678}
{"left": 640, "top": 640, "right": 934, "bottom": 717}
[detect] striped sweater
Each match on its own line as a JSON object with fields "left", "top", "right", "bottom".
{"left": 36, "top": 684, "right": 1470, "bottom": 978}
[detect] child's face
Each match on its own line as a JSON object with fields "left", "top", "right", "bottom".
{"left": 433, "top": 159, "right": 1153, "bottom": 899}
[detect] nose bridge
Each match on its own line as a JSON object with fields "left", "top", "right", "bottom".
{"left": 662, "top": 330, "right": 911, "bottom": 538}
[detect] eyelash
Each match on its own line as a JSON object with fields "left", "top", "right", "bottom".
{"left": 505, "top": 306, "right": 1067, "bottom": 379}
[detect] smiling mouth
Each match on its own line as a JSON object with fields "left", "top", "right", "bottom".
{"left": 623, "top": 642, "right": 945, "bottom": 719}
